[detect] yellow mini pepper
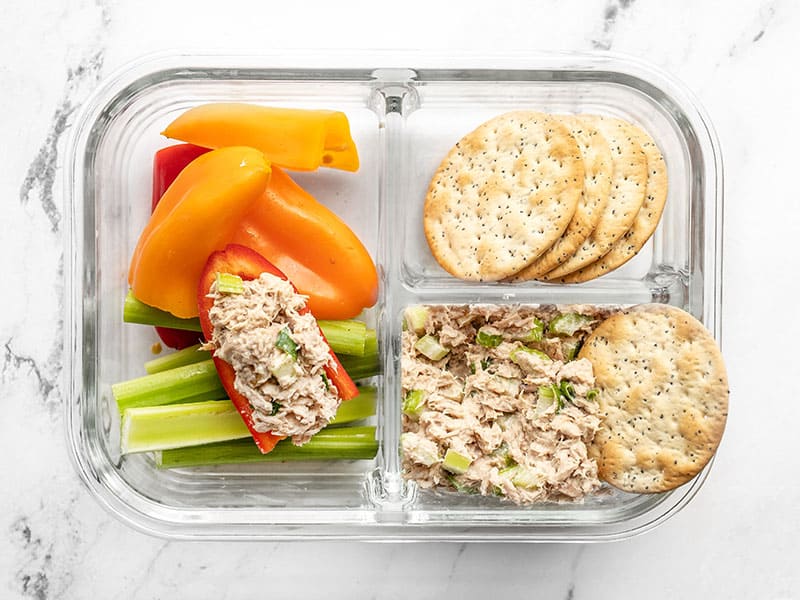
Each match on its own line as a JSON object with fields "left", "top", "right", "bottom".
{"left": 162, "top": 103, "right": 359, "bottom": 172}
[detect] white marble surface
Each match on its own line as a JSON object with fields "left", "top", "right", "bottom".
{"left": 2, "top": 0, "right": 799, "bottom": 597}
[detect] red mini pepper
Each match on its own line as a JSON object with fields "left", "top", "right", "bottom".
{"left": 197, "top": 244, "right": 359, "bottom": 454}
{"left": 151, "top": 144, "right": 212, "bottom": 348}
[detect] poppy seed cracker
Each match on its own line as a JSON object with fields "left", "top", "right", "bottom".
{"left": 578, "top": 304, "right": 729, "bottom": 493}
{"left": 512, "top": 114, "right": 613, "bottom": 280}
{"left": 423, "top": 111, "right": 584, "bottom": 281}
{"left": 541, "top": 115, "right": 648, "bottom": 281}
{"left": 560, "top": 123, "right": 668, "bottom": 283}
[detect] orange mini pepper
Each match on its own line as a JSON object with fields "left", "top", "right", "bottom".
{"left": 128, "top": 146, "right": 270, "bottom": 318}
{"left": 231, "top": 166, "right": 378, "bottom": 319}
{"left": 162, "top": 103, "right": 359, "bottom": 172}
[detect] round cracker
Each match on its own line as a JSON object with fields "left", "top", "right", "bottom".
{"left": 511, "top": 114, "right": 613, "bottom": 280}
{"left": 540, "top": 115, "right": 647, "bottom": 281}
{"left": 578, "top": 304, "right": 728, "bottom": 493}
{"left": 560, "top": 124, "right": 668, "bottom": 283}
{"left": 423, "top": 111, "right": 584, "bottom": 281}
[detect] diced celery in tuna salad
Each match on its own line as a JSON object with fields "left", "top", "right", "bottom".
{"left": 401, "top": 304, "right": 614, "bottom": 504}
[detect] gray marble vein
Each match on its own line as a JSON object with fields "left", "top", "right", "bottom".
{"left": 591, "top": 0, "right": 636, "bottom": 50}
{"left": 732, "top": 1, "right": 778, "bottom": 56}
{"left": 10, "top": 517, "right": 53, "bottom": 600}
{"left": 19, "top": 51, "right": 104, "bottom": 234}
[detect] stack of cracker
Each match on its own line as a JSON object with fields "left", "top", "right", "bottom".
{"left": 423, "top": 111, "right": 668, "bottom": 283}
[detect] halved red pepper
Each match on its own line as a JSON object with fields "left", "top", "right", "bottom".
{"left": 151, "top": 144, "right": 211, "bottom": 348}
{"left": 152, "top": 143, "right": 210, "bottom": 212}
{"left": 198, "top": 244, "right": 359, "bottom": 453}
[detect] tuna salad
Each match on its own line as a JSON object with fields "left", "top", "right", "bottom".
{"left": 204, "top": 272, "right": 341, "bottom": 445}
{"left": 401, "top": 304, "right": 616, "bottom": 504}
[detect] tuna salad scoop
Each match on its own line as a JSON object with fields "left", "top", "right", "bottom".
{"left": 204, "top": 272, "right": 342, "bottom": 445}
{"left": 401, "top": 304, "right": 614, "bottom": 504}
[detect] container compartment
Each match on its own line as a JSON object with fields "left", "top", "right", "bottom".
{"left": 65, "top": 54, "right": 723, "bottom": 540}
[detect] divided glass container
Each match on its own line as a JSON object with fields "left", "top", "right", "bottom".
{"left": 64, "top": 52, "right": 723, "bottom": 540}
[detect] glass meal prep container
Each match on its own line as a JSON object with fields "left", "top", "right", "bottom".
{"left": 64, "top": 52, "right": 723, "bottom": 541}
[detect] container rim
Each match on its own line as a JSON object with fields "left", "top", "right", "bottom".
{"left": 63, "top": 50, "right": 723, "bottom": 541}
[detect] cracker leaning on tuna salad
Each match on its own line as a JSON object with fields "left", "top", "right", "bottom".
{"left": 400, "top": 303, "right": 729, "bottom": 503}
{"left": 400, "top": 304, "right": 616, "bottom": 504}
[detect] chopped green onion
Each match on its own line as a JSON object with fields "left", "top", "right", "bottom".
{"left": 516, "top": 317, "right": 545, "bottom": 343}
{"left": 587, "top": 389, "right": 599, "bottom": 402}
{"left": 275, "top": 327, "right": 298, "bottom": 360}
{"left": 510, "top": 346, "right": 551, "bottom": 365}
{"left": 403, "top": 305, "right": 430, "bottom": 335}
{"left": 156, "top": 426, "right": 378, "bottom": 468}
{"left": 144, "top": 344, "right": 211, "bottom": 374}
{"left": 112, "top": 359, "right": 225, "bottom": 413}
{"left": 123, "top": 290, "right": 202, "bottom": 331}
{"left": 559, "top": 380, "right": 576, "bottom": 402}
{"left": 476, "top": 326, "right": 503, "bottom": 348}
{"left": 562, "top": 338, "right": 584, "bottom": 361}
{"left": 414, "top": 335, "right": 450, "bottom": 360}
{"left": 442, "top": 449, "right": 472, "bottom": 475}
{"left": 537, "top": 384, "right": 562, "bottom": 412}
{"left": 445, "top": 474, "right": 477, "bottom": 494}
{"left": 402, "top": 389, "right": 426, "bottom": 419}
{"left": 548, "top": 313, "right": 594, "bottom": 337}
{"left": 215, "top": 272, "right": 244, "bottom": 294}
{"left": 317, "top": 319, "right": 367, "bottom": 356}
{"left": 480, "top": 357, "right": 493, "bottom": 371}
{"left": 321, "top": 373, "right": 331, "bottom": 391}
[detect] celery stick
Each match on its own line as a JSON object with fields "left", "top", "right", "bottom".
{"left": 121, "top": 387, "right": 378, "bottom": 454}
{"left": 155, "top": 426, "right": 378, "bottom": 468}
{"left": 121, "top": 400, "right": 249, "bottom": 454}
{"left": 123, "top": 290, "right": 202, "bottom": 331}
{"left": 124, "top": 290, "right": 371, "bottom": 357}
{"left": 144, "top": 344, "right": 212, "bottom": 374}
{"left": 329, "top": 387, "right": 377, "bottom": 426}
{"left": 338, "top": 356, "right": 379, "bottom": 380}
{"left": 317, "top": 320, "right": 367, "bottom": 356}
{"left": 112, "top": 359, "right": 224, "bottom": 413}
{"left": 338, "top": 329, "right": 379, "bottom": 380}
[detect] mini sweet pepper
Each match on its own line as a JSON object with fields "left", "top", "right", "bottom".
{"left": 162, "top": 103, "right": 359, "bottom": 172}
{"left": 128, "top": 146, "right": 271, "bottom": 318}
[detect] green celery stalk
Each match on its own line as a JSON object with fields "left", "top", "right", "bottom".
{"left": 329, "top": 387, "right": 377, "bottom": 426}
{"left": 124, "top": 290, "right": 371, "bottom": 357}
{"left": 120, "top": 386, "right": 377, "bottom": 454}
{"left": 155, "top": 426, "right": 378, "bottom": 468}
{"left": 339, "top": 329, "right": 379, "bottom": 380}
{"left": 112, "top": 359, "right": 224, "bottom": 413}
{"left": 123, "top": 290, "right": 203, "bottom": 331}
{"left": 144, "top": 344, "right": 212, "bottom": 374}
{"left": 317, "top": 319, "right": 367, "bottom": 356}
{"left": 121, "top": 400, "right": 249, "bottom": 454}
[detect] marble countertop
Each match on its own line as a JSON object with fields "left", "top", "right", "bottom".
{"left": 2, "top": 0, "right": 798, "bottom": 598}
